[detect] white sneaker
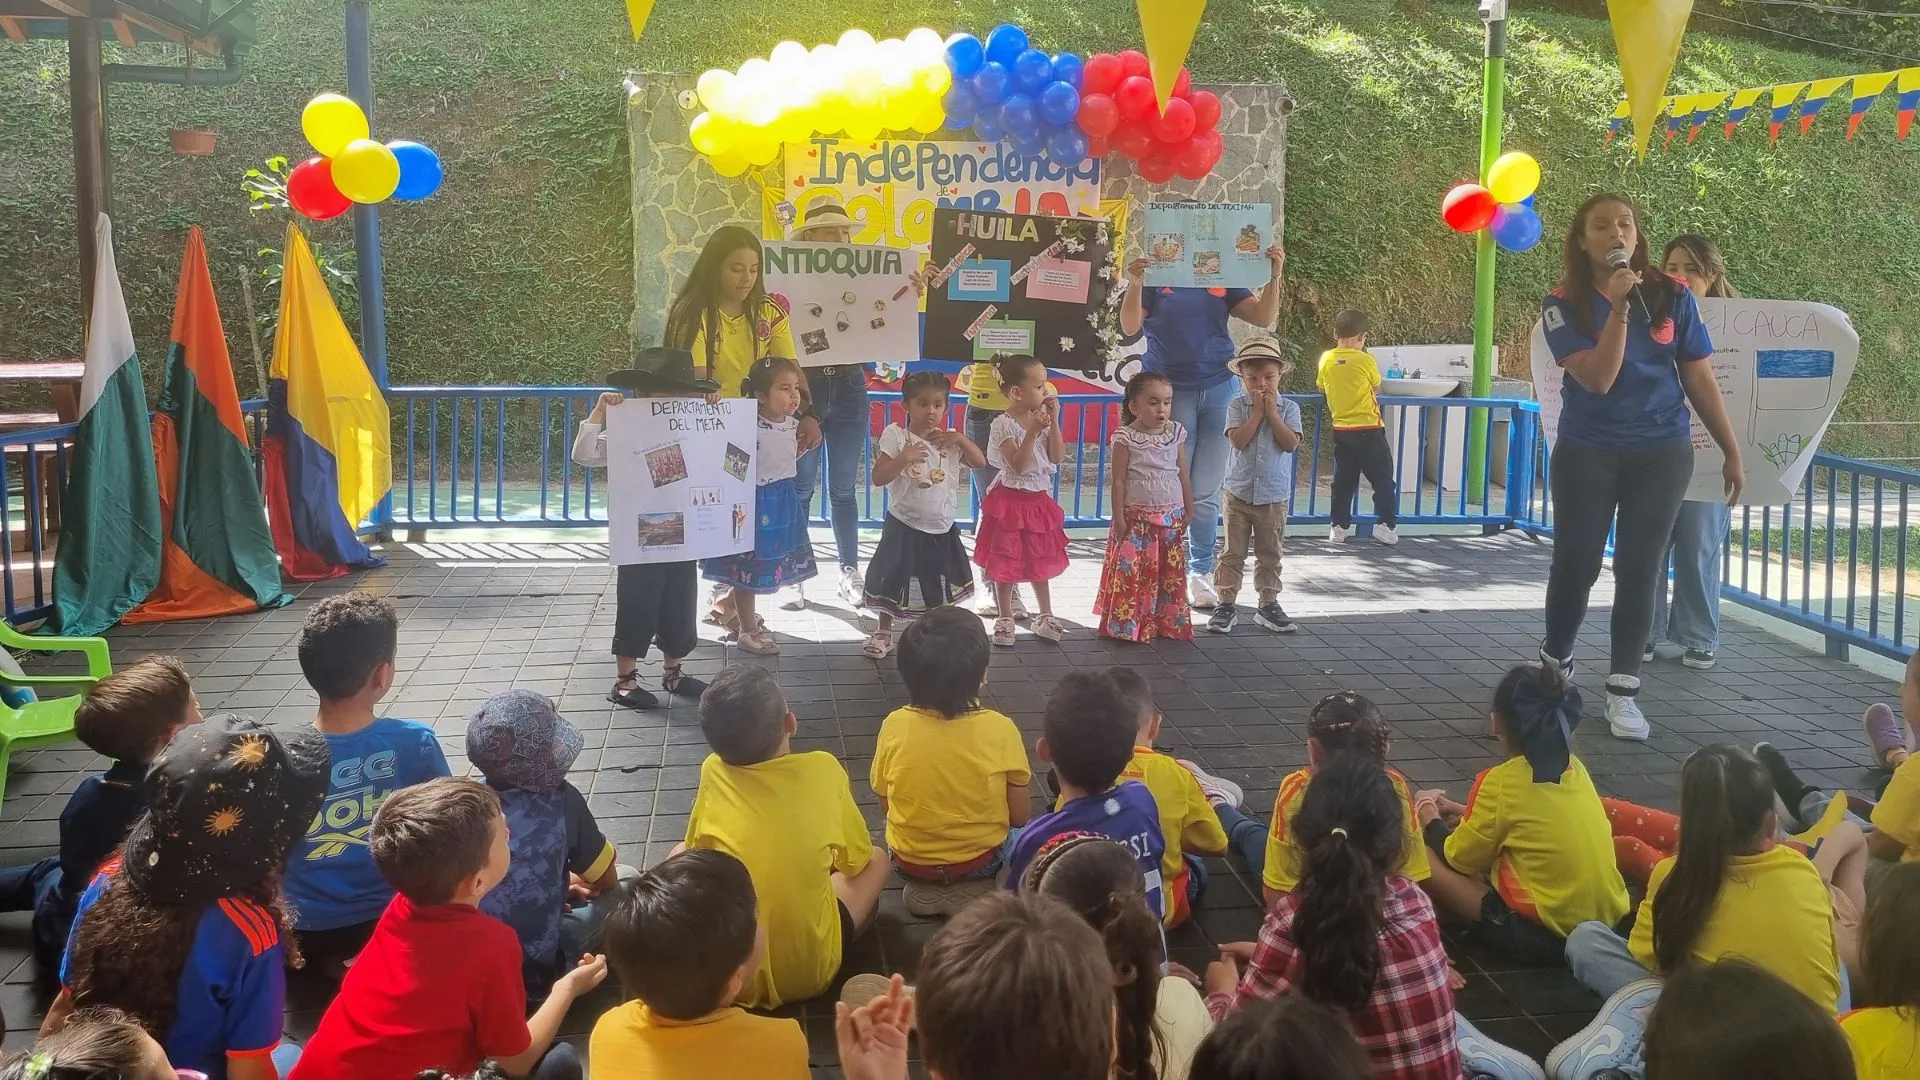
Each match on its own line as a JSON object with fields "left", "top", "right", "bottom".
{"left": 1329, "top": 525, "right": 1353, "bottom": 542}
{"left": 1010, "top": 588, "right": 1031, "bottom": 622}
{"left": 1375, "top": 525, "right": 1399, "bottom": 546}
{"left": 1188, "top": 573, "right": 1218, "bottom": 610}
{"left": 778, "top": 583, "right": 808, "bottom": 611}
{"left": 978, "top": 591, "right": 1001, "bottom": 618}
{"left": 1177, "top": 758, "right": 1243, "bottom": 809}
{"left": 838, "top": 566, "right": 863, "bottom": 606}
{"left": 1606, "top": 685, "right": 1651, "bottom": 742}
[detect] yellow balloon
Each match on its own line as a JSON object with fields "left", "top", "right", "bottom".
{"left": 1486, "top": 151, "right": 1542, "bottom": 205}
{"left": 689, "top": 112, "right": 739, "bottom": 155}
{"left": 914, "top": 63, "right": 952, "bottom": 97}
{"left": 709, "top": 149, "right": 751, "bottom": 177}
{"left": 301, "top": 93, "right": 369, "bottom": 158}
{"left": 745, "top": 135, "right": 781, "bottom": 167}
{"left": 695, "top": 69, "right": 736, "bottom": 113}
{"left": 331, "top": 138, "right": 400, "bottom": 203}
{"left": 911, "top": 104, "right": 947, "bottom": 134}
{"left": 778, "top": 104, "right": 817, "bottom": 144}
{"left": 845, "top": 109, "right": 883, "bottom": 143}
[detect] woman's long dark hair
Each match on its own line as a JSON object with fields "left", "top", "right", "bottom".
{"left": 664, "top": 225, "right": 768, "bottom": 370}
{"left": 1859, "top": 860, "right": 1920, "bottom": 1010}
{"left": 1308, "top": 692, "right": 1392, "bottom": 762}
{"left": 1554, "top": 193, "right": 1679, "bottom": 338}
{"left": 1651, "top": 745, "right": 1774, "bottom": 972}
{"left": 1291, "top": 754, "right": 1406, "bottom": 1013}
{"left": 1025, "top": 836, "right": 1164, "bottom": 1080}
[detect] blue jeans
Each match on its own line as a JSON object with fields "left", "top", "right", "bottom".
{"left": 794, "top": 368, "right": 869, "bottom": 570}
{"left": 0, "top": 856, "right": 67, "bottom": 966}
{"left": 1651, "top": 500, "right": 1730, "bottom": 653}
{"left": 1566, "top": 920, "right": 1851, "bottom": 1011}
{"left": 270, "top": 1042, "right": 303, "bottom": 1075}
{"left": 1169, "top": 378, "right": 1237, "bottom": 574}
{"left": 1184, "top": 803, "right": 1269, "bottom": 905}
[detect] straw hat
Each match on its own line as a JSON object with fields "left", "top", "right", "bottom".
{"left": 791, "top": 200, "right": 856, "bottom": 240}
{"left": 1226, "top": 337, "right": 1291, "bottom": 377}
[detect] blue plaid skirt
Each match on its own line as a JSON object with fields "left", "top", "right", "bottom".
{"left": 701, "top": 476, "right": 818, "bottom": 594}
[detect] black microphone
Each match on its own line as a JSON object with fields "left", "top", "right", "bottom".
{"left": 1606, "top": 247, "right": 1649, "bottom": 324}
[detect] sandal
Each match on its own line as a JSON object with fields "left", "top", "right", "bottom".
{"left": 1031, "top": 613, "right": 1065, "bottom": 643}
{"left": 862, "top": 630, "right": 895, "bottom": 660}
{"left": 991, "top": 617, "right": 1016, "bottom": 647}
{"left": 662, "top": 666, "right": 707, "bottom": 699}
{"left": 736, "top": 628, "right": 780, "bottom": 655}
{"left": 606, "top": 672, "right": 659, "bottom": 711}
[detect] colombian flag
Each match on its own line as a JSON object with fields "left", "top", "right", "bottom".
{"left": 1845, "top": 72, "right": 1898, "bottom": 137}
{"left": 1896, "top": 67, "right": 1920, "bottom": 139}
{"left": 263, "top": 225, "right": 389, "bottom": 580}
{"left": 124, "top": 229, "right": 290, "bottom": 623}
{"left": 1662, "top": 95, "right": 1687, "bottom": 149}
{"left": 1768, "top": 81, "right": 1808, "bottom": 144}
{"left": 1724, "top": 87, "right": 1764, "bottom": 138}
{"left": 1687, "top": 91, "right": 1727, "bottom": 143}
{"left": 1604, "top": 100, "right": 1632, "bottom": 143}
{"left": 1798, "top": 76, "right": 1852, "bottom": 136}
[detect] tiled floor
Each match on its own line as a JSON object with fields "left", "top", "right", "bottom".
{"left": 0, "top": 531, "right": 1899, "bottom": 1076}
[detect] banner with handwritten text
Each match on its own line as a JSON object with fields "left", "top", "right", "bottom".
{"left": 761, "top": 240, "right": 919, "bottom": 368}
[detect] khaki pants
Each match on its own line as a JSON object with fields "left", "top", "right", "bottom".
{"left": 1214, "top": 492, "right": 1286, "bottom": 606}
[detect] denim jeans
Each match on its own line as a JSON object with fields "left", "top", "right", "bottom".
{"left": 1183, "top": 803, "right": 1269, "bottom": 904}
{"left": 0, "top": 856, "right": 66, "bottom": 966}
{"left": 1170, "top": 378, "right": 1238, "bottom": 574}
{"left": 1564, "top": 919, "right": 1851, "bottom": 1012}
{"left": 1651, "top": 500, "right": 1730, "bottom": 653}
{"left": 794, "top": 368, "right": 869, "bottom": 570}
{"left": 965, "top": 403, "right": 1001, "bottom": 511}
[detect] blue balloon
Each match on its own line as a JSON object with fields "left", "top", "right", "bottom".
{"left": 1522, "top": 194, "right": 1536, "bottom": 207}
{"left": 984, "top": 23, "right": 1028, "bottom": 67}
{"left": 973, "top": 105, "right": 1006, "bottom": 141}
{"left": 972, "top": 61, "right": 1011, "bottom": 105}
{"left": 942, "top": 84, "right": 979, "bottom": 125}
{"left": 1491, "top": 204, "right": 1544, "bottom": 252}
{"left": 1048, "top": 125, "right": 1089, "bottom": 164}
{"left": 1039, "top": 81, "right": 1080, "bottom": 126}
{"left": 1001, "top": 92, "right": 1038, "bottom": 135}
{"left": 1009, "top": 126, "right": 1047, "bottom": 155}
{"left": 944, "top": 33, "right": 985, "bottom": 77}
{"left": 389, "top": 140, "right": 443, "bottom": 201}
{"left": 1051, "top": 52, "right": 1084, "bottom": 90}
{"left": 1012, "top": 48, "right": 1053, "bottom": 94}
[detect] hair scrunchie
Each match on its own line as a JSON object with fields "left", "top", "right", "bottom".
{"left": 1510, "top": 678, "right": 1584, "bottom": 783}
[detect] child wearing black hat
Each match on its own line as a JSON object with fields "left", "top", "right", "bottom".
{"left": 572, "top": 347, "right": 717, "bottom": 710}
{"left": 44, "top": 714, "right": 331, "bottom": 1080}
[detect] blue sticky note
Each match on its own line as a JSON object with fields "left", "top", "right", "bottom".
{"left": 946, "top": 259, "right": 1012, "bottom": 303}
{"left": 1756, "top": 349, "right": 1835, "bottom": 379}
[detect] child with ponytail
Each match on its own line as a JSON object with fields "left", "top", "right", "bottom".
{"left": 1, "top": 1007, "right": 192, "bottom": 1080}
{"left": 1842, "top": 861, "right": 1920, "bottom": 1079}
{"left": 1095, "top": 371, "right": 1194, "bottom": 643}
{"left": 971, "top": 354, "right": 1069, "bottom": 647}
{"left": 1205, "top": 755, "right": 1542, "bottom": 1080}
{"left": 1413, "top": 664, "right": 1630, "bottom": 965}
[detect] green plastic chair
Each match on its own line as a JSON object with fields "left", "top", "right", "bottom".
{"left": 0, "top": 620, "right": 111, "bottom": 816}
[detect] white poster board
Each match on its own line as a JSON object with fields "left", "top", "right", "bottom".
{"left": 605, "top": 398, "right": 757, "bottom": 565}
{"left": 1142, "top": 203, "right": 1274, "bottom": 289}
{"left": 762, "top": 240, "right": 920, "bottom": 368}
{"left": 1529, "top": 297, "right": 1858, "bottom": 505}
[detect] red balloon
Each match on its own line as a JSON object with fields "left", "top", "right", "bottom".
{"left": 1086, "top": 134, "right": 1112, "bottom": 158}
{"left": 1190, "top": 89, "right": 1222, "bottom": 131}
{"left": 1151, "top": 96, "right": 1196, "bottom": 143}
{"left": 1173, "top": 136, "right": 1211, "bottom": 180}
{"left": 1172, "top": 68, "right": 1192, "bottom": 99}
{"left": 1118, "top": 49, "right": 1150, "bottom": 79}
{"left": 1112, "top": 120, "right": 1154, "bottom": 159}
{"left": 1138, "top": 146, "right": 1177, "bottom": 184}
{"left": 1194, "top": 128, "right": 1225, "bottom": 167}
{"left": 1442, "top": 183, "right": 1499, "bottom": 232}
{"left": 288, "top": 156, "right": 351, "bottom": 221}
{"left": 1076, "top": 93, "right": 1120, "bottom": 137}
{"left": 1083, "top": 53, "right": 1122, "bottom": 96}
{"left": 1115, "top": 75, "right": 1157, "bottom": 122}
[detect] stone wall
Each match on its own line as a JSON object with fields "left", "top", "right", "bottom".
{"left": 626, "top": 73, "right": 1293, "bottom": 357}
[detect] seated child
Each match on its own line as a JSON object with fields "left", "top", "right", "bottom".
{"left": 284, "top": 594, "right": 451, "bottom": 976}
{"left": 1414, "top": 663, "right": 1631, "bottom": 965}
{"left": 1188, "top": 996, "right": 1370, "bottom": 1080}
{"left": 684, "top": 664, "right": 887, "bottom": 1008}
{"left": 291, "top": 778, "right": 606, "bottom": 1080}
{"left": 2, "top": 1005, "right": 180, "bottom": 1080}
{"left": 1263, "top": 692, "right": 1429, "bottom": 906}
{"left": 1840, "top": 860, "right": 1920, "bottom": 1079}
{"left": 468, "top": 689, "right": 628, "bottom": 999}
{"left": 870, "top": 606, "right": 1031, "bottom": 917}
{"left": 51, "top": 715, "right": 330, "bottom": 1080}
{"left": 0, "top": 656, "right": 199, "bottom": 973}
{"left": 1101, "top": 666, "right": 1265, "bottom": 928}
{"left": 590, "top": 849, "right": 808, "bottom": 1079}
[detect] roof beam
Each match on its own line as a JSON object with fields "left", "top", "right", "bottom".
{"left": 109, "top": 15, "right": 133, "bottom": 45}
{"left": 116, "top": 6, "right": 220, "bottom": 54}
{"left": 0, "top": 16, "right": 24, "bottom": 41}
{"left": 34, "top": 0, "right": 85, "bottom": 15}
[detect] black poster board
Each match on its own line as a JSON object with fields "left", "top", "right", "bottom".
{"left": 922, "top": 208, "right": 1116, "bottom": 372}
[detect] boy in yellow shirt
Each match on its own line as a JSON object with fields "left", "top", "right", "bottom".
{"left": 590, "top": 849, "right": 809, "bottom": 1079}
{"left": 871, "top": 607, "right": 1032, "bottom": 917}
{"left": 1316, "top": 308, "right": 1398, "bottom": 545}
{"left": 683, "top": 665, "right": 888, "bottom": 1008}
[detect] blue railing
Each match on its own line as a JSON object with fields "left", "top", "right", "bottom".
{"left": 1, "top": 388, "right": 1912, "bottom": 665}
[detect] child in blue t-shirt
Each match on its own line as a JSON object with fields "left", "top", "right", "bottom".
{"left": 51, "top": 715, "right": 331, "bottom": 1080}
{"left": 468, "top": 688, "right": 630, "bottom": 1000}
{"left": 1004, "top": 671, "right": 1167, "bottom": 921}
{"left": 283, "top": 594, "right": 451, "bottom": 977}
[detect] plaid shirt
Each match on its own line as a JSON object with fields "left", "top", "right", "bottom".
{"left": 1207, "top": 875, "right": 1464, "bottom": 1080}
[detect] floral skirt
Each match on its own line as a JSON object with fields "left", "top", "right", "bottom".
{"left": 1094, "top": 506, "right": 1193, "bottom": 642}
{"left": 701, "top": 476, "right": 818, "bottom": 594}
{"left": 972, "top": 485, "right": 1069, "bottom": 585}
{"left": 862, "top": 514, "right": 975, "bottom": 619}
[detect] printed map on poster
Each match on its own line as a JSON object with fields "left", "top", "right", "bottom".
{"left": 762, "top": 241, "right": 919, "bottom": 368}
{"left": 606, "top": 398, "right": 758, "bottom": 565}
{"left": 1143, "top": 203, "right": 1273, "bottom": 289}
{"left": 922, "top": 208, "right": 1114, "bottom": 365}
{"left": 1529, "top": 297, "right": 1858, "bottom": 505}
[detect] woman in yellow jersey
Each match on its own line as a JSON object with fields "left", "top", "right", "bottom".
{"left": 1843, "top": 861, "right": 1920, "bottom": 1080}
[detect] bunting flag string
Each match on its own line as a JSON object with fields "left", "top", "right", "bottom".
{"left": 1608, "top": 67, "right": 1920, "bottom": 147}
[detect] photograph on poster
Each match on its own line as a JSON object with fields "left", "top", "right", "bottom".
{"left": 723, "top": 443, "right": 750, "bottom": 482}
{"left": 1143, "top": 203, "right": 1273, "bottom": 289}
{"left": 691, "top": 486, "right": 721, "bottom": 507}
{"left": 645, "top": 443, "right": 688, "bottom": 487}
{"left": 637, "top": 513, "right": 686, "bottom": 548}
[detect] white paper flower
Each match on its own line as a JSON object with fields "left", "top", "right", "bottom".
{"left": 1059, "top": 337, "right": 1076, "bottom": 352}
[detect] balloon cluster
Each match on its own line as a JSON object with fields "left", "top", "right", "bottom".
{"left": 689, "top": 29, "right": 954, "bottom": 177}
{"left": 1440, "top": 151, "right": 1542, "bottom": 252}
{"left": 288, "top": 93, "right": 443, "bottom": 221}
{"left": 939, "top": 25, "right": 1092, "bottom": 166}
{"left": 1075, "top": 49, "right": 1222, "bottom": 182}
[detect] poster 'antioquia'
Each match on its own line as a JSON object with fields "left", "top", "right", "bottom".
{"left": 761, "top": 241, "right": 919, "bottom": 369}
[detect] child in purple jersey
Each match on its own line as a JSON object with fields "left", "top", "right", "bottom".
{"left": 1003, "top": 671, "right": 1167, "bottom": 921}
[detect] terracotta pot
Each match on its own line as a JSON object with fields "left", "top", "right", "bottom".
{"left": 169, "top": 128, "right": 217, "bottom": 156}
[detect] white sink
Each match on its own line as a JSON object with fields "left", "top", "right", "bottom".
{"left": 1382, "top": 377, "right": 1460, "bottom": 397}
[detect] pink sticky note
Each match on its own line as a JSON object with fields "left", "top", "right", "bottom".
{"left": 1022, "top": 257, "right": 1092, "bottom": 304}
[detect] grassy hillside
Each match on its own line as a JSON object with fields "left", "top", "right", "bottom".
{"left": 2, "top": 0, "right": 1916, "bottom": 459}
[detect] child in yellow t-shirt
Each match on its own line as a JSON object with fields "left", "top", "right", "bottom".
{"left": 590, "top": 849, "right": 809, "bottom": 1079}
{"left": 871, "top": 607, "right": 1032, "bottom": 917}
{"left": 1315, "top": 308, "right": 1398, "bottom": 545}
{"left": 1414, "top": 663, "right": 1631, "bottom": 965}
{"left": 1262, "top": 692, "right": 1430, "bottom": 906}
{"left": 682, "top": 665, "right": 888, "bottom": 1008}
{"left": 1841, "top": 860, "right": 1920, "bottom": 1080}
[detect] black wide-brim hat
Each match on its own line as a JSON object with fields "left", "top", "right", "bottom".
{"left": 608, "top": 346, "right": 720, "bottom": 395}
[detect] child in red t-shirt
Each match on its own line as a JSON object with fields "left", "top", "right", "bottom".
{"left": 290, "top": 778, "right": 607, "bottom": 1080}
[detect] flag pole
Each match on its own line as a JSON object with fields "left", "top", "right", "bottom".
{"left": 1468, "top": 0, "right": 1507, "bottom": 509}
{"left": 345, "top": 0, "right": 394, "bottom": 537}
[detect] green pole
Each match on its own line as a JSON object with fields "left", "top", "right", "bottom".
{"left": 1467, "top": 0, "right": 1507, "bottom": 507}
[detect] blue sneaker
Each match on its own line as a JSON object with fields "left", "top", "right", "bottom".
{"left": 1456, "top": 1017, "right": 1545, "bottom": 1080}
{"left": 1545, "top": 978, "right": 1661, "bottom": 1080}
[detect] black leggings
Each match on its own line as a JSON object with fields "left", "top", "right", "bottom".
{"left": 1543, "top": 439, "right": 1693, "bottom": 678}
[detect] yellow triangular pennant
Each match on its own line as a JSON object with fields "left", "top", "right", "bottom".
{"left": 1729, "top": 87, "right": 1766, "bottom": 112}
{"left": 1902, "top": 67, "right": 1920, "bottom": 93}
{"left": 1770, "top": 80, "right": 1810, "bottom": 109}
{"left": 625, "top": 0, "right": 656, "bottom": 40}
{"left": 1609, "top": 0, "right": 1695, "bottom": 156}
{"left": 1137, "top": 0, "right": 1207, "bottom": 113}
